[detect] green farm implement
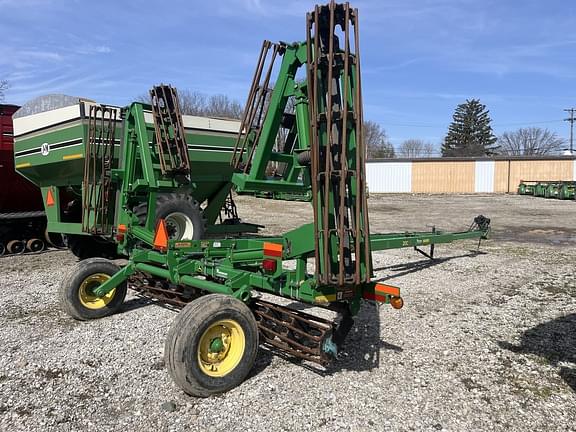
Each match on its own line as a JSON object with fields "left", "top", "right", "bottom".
{"left": 518, "top": 180, "right": 576, "bottom": 200}
{"left": 13, "top": 90, "right": 262, "bottom": 259}
{"left": 22, "top": 1, "right": 491, "bottom": 397}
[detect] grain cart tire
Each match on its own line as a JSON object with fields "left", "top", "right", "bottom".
{"left": 0, "top": 243, "right": 5, "bottom": 256}
{"left": 165, "top": 294, "right": 258, "bottom": 397}
{"left": 59, "top": 258, "right": 127, "bottom": 321}
{"left": 134, "top": 194, "right": 206, "bottom": 241}
{"left": 66, "top": 235, "right": 118, "bottom": 260}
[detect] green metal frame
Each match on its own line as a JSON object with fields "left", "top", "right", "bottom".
{"left": 232, "top": 42, "right": 312, "bottom": 199}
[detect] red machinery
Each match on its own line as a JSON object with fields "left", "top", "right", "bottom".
{"left": 0, "top": 103, "right": 55, "bottom": 255}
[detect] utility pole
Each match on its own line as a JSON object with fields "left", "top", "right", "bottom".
{"left": 565, "top": 108, "right": 575, "bottom": 154}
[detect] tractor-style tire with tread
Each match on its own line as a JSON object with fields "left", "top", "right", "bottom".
{"left": 59, "top": 258, "right": 127, "bottom": 321}
{"left": 134, "top": 193, "right": 206, "bottom": 241}
{"left": 165, "top": 294, "right": 258, "bottom": 397}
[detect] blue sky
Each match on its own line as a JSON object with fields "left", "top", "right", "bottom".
{"left": 1, "top": 0, "right": 575, "bottom": 153}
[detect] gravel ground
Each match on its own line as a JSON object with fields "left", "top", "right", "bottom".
{"left": 1, "top": 194, "right": 575, "bottom": 432}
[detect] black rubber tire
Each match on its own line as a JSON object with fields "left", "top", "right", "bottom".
{"left": 6, "top": 240, "right": 25, "bottom": 255}
{"left": 26, "top": 238, "right": 45, "bottom": 253}
{"left": 59, "top": 257, "right": 127, "bottom": 321}
{"left": 0, "top": 243, "right": 5, "bottom": 256}
{"left": 134, "top": 193, "right": 206, "bottom": 241}
{"left": 165, "top": 294, "right": 259, "bottom": 397}
{"left": 66, "top": 234, "right": 118, "bottom": 260}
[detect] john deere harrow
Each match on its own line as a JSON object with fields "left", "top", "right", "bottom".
{"left": 56, "top": 1, "right": 490, "bottom": 397}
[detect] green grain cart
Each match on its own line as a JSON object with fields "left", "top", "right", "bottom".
{"left": 13, "top": 95, "right": 258, "bottom": 258}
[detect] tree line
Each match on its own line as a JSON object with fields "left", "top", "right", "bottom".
{"left": 1, "top": 80, "right": 567, "bottom": 158}
{"left": 366, "top": 99, "right": 567, "bottom": 159}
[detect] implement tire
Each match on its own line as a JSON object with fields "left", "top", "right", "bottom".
{"left": 59, "top": 258, "right": 127, "bottom": 321}
{"left": 134, "top": 193, "right": 206, "bottom": 241}
{"left": 165, "top": 294, "right": 258, "bottom": 397}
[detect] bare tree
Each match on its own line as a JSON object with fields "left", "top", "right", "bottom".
{"left": 136, "top": 88, "right": 244, "bottom": 119}
{"left": 398, "top": 139, "right": 435, "bottom": 158}
{"left": 177, "top": 90, "right": 207, "bottom": 116}
{"left": 0, "top": 79, "right": 8, "bottom": 102}
{"left": 498, "top": 127, "right": 565, "bottom": 155}
{"left": 364, "top": 120, "right": 395, "bottom": 159}
{"left": 204, "top": 94, "right": 243, "bottom": 119}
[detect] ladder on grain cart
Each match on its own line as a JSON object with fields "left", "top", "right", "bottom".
{"left": 82, "top": 104, "right": 118, "bottom": 234}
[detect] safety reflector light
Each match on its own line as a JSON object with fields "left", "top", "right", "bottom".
{"left": 46, "top": 189, "right": 55, "bottom": 207}
{"left": 118, "top": 224, "right": 127, "bottom": 233}
{"left": 263, "top": 242, "right": 283, "bottom": 257}
{"left": 153, "top": 219, "right": 169, "bottom": 251}
{"left": 390, "top": 296, "right": 404, "bottom": 309}
{"left": 375, "top": 283, "right": 400, "bottom": 297}
{"left": 363, "top": 283, "right": 401, "bottom": 303}
{"left": 262, "top": 259, "right": 277, "bottom": 273}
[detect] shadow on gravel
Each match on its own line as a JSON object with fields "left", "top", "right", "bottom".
{"left": 122, "top": 294, "right": 184, "bottom": 314}
{"left": 373, "top": 251, "right": 485, "bottom": 280}
{"left": 499, "top": 313, "right": 576, "bottom": 392}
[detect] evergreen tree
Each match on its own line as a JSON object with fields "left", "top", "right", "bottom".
{"left": 442, "top": 99, "right": 498, "bottom": 157}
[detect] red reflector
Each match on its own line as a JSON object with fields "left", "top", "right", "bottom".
{"left": 46, "top": 189, "right": 55, "bottom": 207}
{"left": 262, "top": 259, "right": 277, "bottom": 272}
{"left": 363, "top": 292, "right": 388, "bottom": 302}
{"left": 153, "top": 219, "right": 169, "bottom": 251}
{"left": 263, "top": 242, "right": 283, "bottom": 257}
{"left": 115, "top": 233, "right": 125, "bottom": 242}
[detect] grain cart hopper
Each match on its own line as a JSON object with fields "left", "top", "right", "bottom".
{"left": 13, "top": 93, "right": 259, "bottom": 259}
{"left": 56, "top": 1, "right": 490, "bottom": 397}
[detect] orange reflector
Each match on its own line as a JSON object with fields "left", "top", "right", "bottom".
{"left": 363, "top": 283, "right": 401, "bottom": 303}
{"left": 117, "top": 224, "right": 127, "bottom": 233}
{"left": 375, "top": 283, "right": 400, "bottom": 297}
{"left": 263, "top": 242, "right": 283, "bottom": 257}
{"left": 153, "top": 219, "right": 169, "bottom": 251}
{"left": 46, "top": 189, "right": 55, "bottom": 207}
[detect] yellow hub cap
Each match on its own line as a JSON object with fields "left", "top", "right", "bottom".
{"left": 78, "top": 273, "right": 116, "bottom": 310}
{"left": 198, "top": 319, "right": 245, "bottom": 377}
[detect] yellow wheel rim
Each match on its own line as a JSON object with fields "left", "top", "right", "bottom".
{"left": 198, "top": 319, "right": 245, "bottom": 377}
{"left": 78, "top": 273, "right": 116, "bottom": 310}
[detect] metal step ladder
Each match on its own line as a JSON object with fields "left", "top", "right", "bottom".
{"left": 82, "top": 104, "right": 118, "bottom": 234}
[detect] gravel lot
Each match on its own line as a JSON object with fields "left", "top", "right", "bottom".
{"left": 1, "top": 194, "right": 575, "bottom": 432}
